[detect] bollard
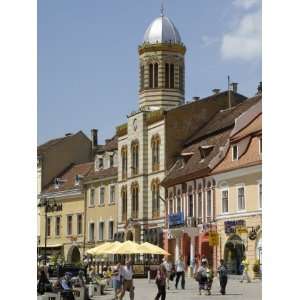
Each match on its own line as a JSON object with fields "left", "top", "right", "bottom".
{"left": 148, "top": 270, "right": 151, "bottom": 283}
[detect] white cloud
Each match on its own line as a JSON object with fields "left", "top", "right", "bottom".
{"left": 233, "top": 0, "right": 260, "bottom": 10}
{"left": 221, "top": 10, "right": 261, "bottom": 61}
{"left": 200, "top": 35, "right": 219, "bottom": 48}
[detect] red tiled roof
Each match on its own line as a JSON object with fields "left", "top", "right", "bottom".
{"left": 84, "top": 166, "right": 117, "bottom": 181}
{"left": 43, "top": 162, "right": 94, "bottom": 193}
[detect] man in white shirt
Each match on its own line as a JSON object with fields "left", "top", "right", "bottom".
{"left": 175, "top": 255, "right": 185, "bottom": 289}
{"left": 162, "top": 257, "right": 172, "bottom": 289}
{"left": 119, "top": 258, "right": 134, "bottom": 300}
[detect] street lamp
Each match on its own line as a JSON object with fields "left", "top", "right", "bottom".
{"left": 38, "top": 197, "right": 58, "bottom": 265}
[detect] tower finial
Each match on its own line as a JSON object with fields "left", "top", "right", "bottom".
{"left": 160, "top": 1, "right": 165, "bottom": 16}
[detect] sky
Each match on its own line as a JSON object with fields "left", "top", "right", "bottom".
{"left": 38, "top": 0, "right": 261, "bottom": 145}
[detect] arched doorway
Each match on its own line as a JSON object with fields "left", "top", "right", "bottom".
{"left": 224, "top": 235, "right": 245, "bottom": 274}
{"left": 67, "top": 246, "right": 81, "bottom": 264}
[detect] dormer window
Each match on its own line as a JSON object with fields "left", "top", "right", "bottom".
{"left": 98, "top": 157, "right": 103, "bottom": 169}
{"left": 109, "top": 154, "right": 114, "bottom": 168}
{"left": 54, "top": 178, "right": 66, "bottom": 189}
{"left": 75, "top": 175, "right": 83, "bottom": 186}
{"left": 232, "top": 145, "right": 238, "bottom": 161}
{"left": 199, "top": 145, "right": 214, "bottom": 160}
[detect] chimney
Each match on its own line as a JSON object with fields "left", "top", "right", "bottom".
{"left": 91, "top": 129, "right": 98, "bottom": 149}
{"left": 231, "top": 82, "right": 238, "bottom": 93}
{"left": 257, "top": 81, "right": 262, "bottom": 95}
{"left": 192, "top": 96, "right": 200, "bottom": 101}
{"left": 212, "top": 89, "right": 220, "bottom": 95}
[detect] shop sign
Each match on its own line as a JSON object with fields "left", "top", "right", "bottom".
{"left": 208, "top": 232, "right": 219, "bottom": 246}
{"left": 236, "top": 226, "right": 248, "bottom": 235}
{"left": 224, "top": 220, "right": 245, "bottom": 234}
{"left": 168, "top": 212, "right": 184, "bottom": 227}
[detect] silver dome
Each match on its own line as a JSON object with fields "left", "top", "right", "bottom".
{"left": 143, "top": 15, "right": 182, "bottom": 44}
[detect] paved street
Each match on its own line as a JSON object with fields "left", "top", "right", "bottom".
{"left": 93, "top": 277, "right": 261, "bottom": 300}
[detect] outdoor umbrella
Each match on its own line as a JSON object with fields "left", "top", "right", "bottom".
{"left": 86, "top": 242, "right": 114, "bottom": 256}
{"left": 94, "top": 241, "right": 121, "bottom": 255}
{"left": 109, "top": 240, "right": 142, "bottom": 254}
{"left": 139, "top": 242, "right": 170, "bottom": 256}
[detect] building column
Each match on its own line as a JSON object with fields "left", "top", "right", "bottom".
{"left": 175, "top": 236, "right": 180, "bottom": 262}
{"left": 190, "top": 235, "right": 195, "bottom": 266}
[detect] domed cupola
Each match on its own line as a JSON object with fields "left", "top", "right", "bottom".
{"left": 138, "top": 10, "right": 186, "bottom": 111}
{"left": 143, "top": 15, "right": 182, "bottom": 44}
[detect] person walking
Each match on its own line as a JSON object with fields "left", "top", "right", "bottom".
{"left": 162, "top": 257, "right": 172, "bottom": 289}
{"left": 119, "top": 258, "right": 134, "bottom": 300}
{"left": 155, "top": 264, "right": 167, "bottom": 300}
{"left": 175, "top": 255, "right": 185, "bottom": 290}
{"left": 195, "top": 260, "right": 208, "bottom": 295}
{"left": 240, "top": 256, "right": 251, "bottom": 283}
{"left": 112, "top": 263, "right": 122, "bottom": 300}
{"left": 37, "top": 270, "right": 53, "bottom": 295}
{"left": 217, "top": 259, "right": 228, "bottom": 295}
{"left": 206, "top": 263, "right": 214, "bottom": 296}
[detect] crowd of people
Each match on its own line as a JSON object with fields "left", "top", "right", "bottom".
{"left": 37, "top": 254, "right": 252, "bottom": 299}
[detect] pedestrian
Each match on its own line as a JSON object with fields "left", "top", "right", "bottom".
{"left": 155, "top": 264, "right": 167, "bottom": 300}
{"left": 175, "top": 255, "right": 185, "bottom": 289}
{"left": 61, "top": 272, "right": 75, "bottom": 300}
{"left": 206, "top": 263, "right": 214, "bottom": 296}
{"left": 217, "top": 259, "right": 228, "bottom": 295}
{"left": 162, "top": 257, "right": 172, "bottom": 289}
{"left": 195, "top": 259, "right": 208, "bottom": 295}
{"left": 112, "top": 263, "right": 122, "bottom": 300}
{"left": 119, "top": 258, "right": 134, "bottom": 300}
{"left": 240, "top": 256, "right": 251, "bottom": 283}
{"left": 37, "top": 270, "right": 53, "bottom": 295}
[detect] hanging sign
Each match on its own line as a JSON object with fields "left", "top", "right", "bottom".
{"left": 208, "top": 232, "right": 219, "bottom": 246}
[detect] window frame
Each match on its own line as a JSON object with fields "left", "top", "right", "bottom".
{"left": 77, "top": 214, "right": 83, "bottom": 235}
{"left": 99, "top": 186, "right": 105, "bottom": 206}
{"left": 108, "top": 220, "right": 114, "bottom": 240}
{"left": 232, "top": 144, "right": 239, "bottom": 161}
{"left": 98, "top": 221, "right": 105, "bottom": 241}
{"left": 206, "top": 190, "right": 212, "bottom": 218}
{"left": 55, "top": 216, "right": 61, "bottom": 236}
{"left": 47, "top": 216, "right": 51, "bottom": 237}
{"left": 110, "top": 185, "right": 115, "bottom": 204}
{"left": 90, "top": 188, "right": 95, "bottom": 207}
{"left": 67, "top": 215, "right": 73, "bottom": 236}
{"left": 89, "top": 222, "right": 95, "bottom": 242}
{"left": 236, "top": 184, "right": 246, "bottom": 211}
{"left": 221, "top": 189, "right": 229, "bottom": 214}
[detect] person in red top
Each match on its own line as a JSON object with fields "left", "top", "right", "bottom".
{"left": 155, "top": 264, "right": 167, "bottom": 300}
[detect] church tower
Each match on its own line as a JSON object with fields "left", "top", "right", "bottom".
{"left": 138, "top": 9, "right": 186, "bottom": 111}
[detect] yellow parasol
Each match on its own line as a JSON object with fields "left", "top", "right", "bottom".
{"left": 139, "top": 242, "right": 170, "bottom": 256}
{"left": 109, "top": 240, "right": 142, "bottom": 254}
{"left": 86, "top": 242, "right": 115, "bottom": 256}
{"left": 95, "top": 241, "right": 121, "bottom": 255}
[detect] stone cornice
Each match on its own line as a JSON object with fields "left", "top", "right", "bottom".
{"left": 138, "top": 43, "right": 186, "bottom": 55}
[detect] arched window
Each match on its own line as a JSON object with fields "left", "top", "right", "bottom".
{"left": 149, "top": 64, "right": 153, "bottom": 88}
{"left": 151, "top": 179, "right": 160, "bottom": 218}
{"left": 131, "top": 141, "right": 139, "bottom": 176}
{"left": 169, "top": 192, "right": 173, "bottom": 214}
{"left": 176, "top": 189, "right": 181, "bottom": 213}
{"left": 170, "top": 64, "right": 175, "bottom": 88}
{"left": 165, "top": 63, "right": 175, "bottom": 88}
{"left": 140, "top": 65, "right": 145, "bottom": 90}
{"left": 151, "top": 134, "right": 161, "bottom": 171}
{"left": 121, "top": 186, "right": 127, "bottom": 222}
{"left": 131, "top": 182, "right": 139, "bottom": 219}
{"left": 188, "top": 186, "right": 193, "bottom": 217}
{"left": 179, "top": 65, "right": 184, "bottom": 91}
{"left": 154, "top": 63, "right": 158, "bottom": 88}
{"left": 121, "top": 146, "right": 128, "bottom": 179}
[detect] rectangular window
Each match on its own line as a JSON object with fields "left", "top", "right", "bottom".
{"left": 89, "top": 223, "right": 95, "bottom": 241}
{"left": 154, "top": 63, "right": 158, "bottom": 88}
{"left": 55, "top": 216, "right": 60, "bottom": 236}
{"left": 259, "top": 137, "right": 262, "bottom": 154}
{"left": 47, "top": 217, "right": 51, "bottom": 237}
{"left": 259, "top": 183, "right": 262, "bottom": 209}
{"left": 149, "top": 64, "right": 153, "bottom": 88}
{"left": 232, "top": 145, "right": 238, "bottom": 160}
{"left": 77, "top": 214, "right": 82, "bottom": 235}
{"left": 207, "top": 190, "right": 212, "bottom": 217}
{"left": 170, "top": 64, "right": 174, "bottom": 88}
{"left": 67, "top": 215, "right": 72, "bottom": 236}
{"left": 110, "top": 155, "right": 114, "bottom": 167}
{"left": 108, "top": 221, "right": 114, "bottom": 240}
{"left": 90, "top": 189, "right": 95, "bottom": 206}
{"left": 110, "top": 185, "right": 115, "bottom": 204}
{"left": 188, "top": 194, "right": 193, "bottom": 217}
{"left": 238, "top": 187, "right": 245, "bottom": 210}
{"left": 99, "top": 222, "right": 104, "bottom": 241}
{"left": 98, "top": 157, "right": 103, "bottom": 169}
{"left": 222, "top": 190, "right": 229, "bottom": 213}
{"left": 100, "top": 187, "right": 105, "bottom": 205}
{"left": 165, "top": 64, "right": 169, "bottom": 88}
{"left": 198, "top": 192, "right": 203, "bottom": 222}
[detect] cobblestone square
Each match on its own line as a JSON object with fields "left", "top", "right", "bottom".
{"left": 93, "top": 277, "right": 261, "bottom": 300}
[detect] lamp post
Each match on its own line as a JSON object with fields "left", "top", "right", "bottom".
{"left": 38, "top": 197, "right": 58, "bottom": 265}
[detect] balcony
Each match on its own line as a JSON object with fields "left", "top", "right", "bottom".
{"left": 186, "top": 217, "right": 197, "bottom": 227}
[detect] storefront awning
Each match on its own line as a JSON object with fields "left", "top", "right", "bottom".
{"left": 38, "top": 244, "right": 62, "bottom": 248}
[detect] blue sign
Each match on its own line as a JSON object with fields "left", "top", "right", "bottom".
{"left": 168, "top": 212, "right": 184, "bottom": 227}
